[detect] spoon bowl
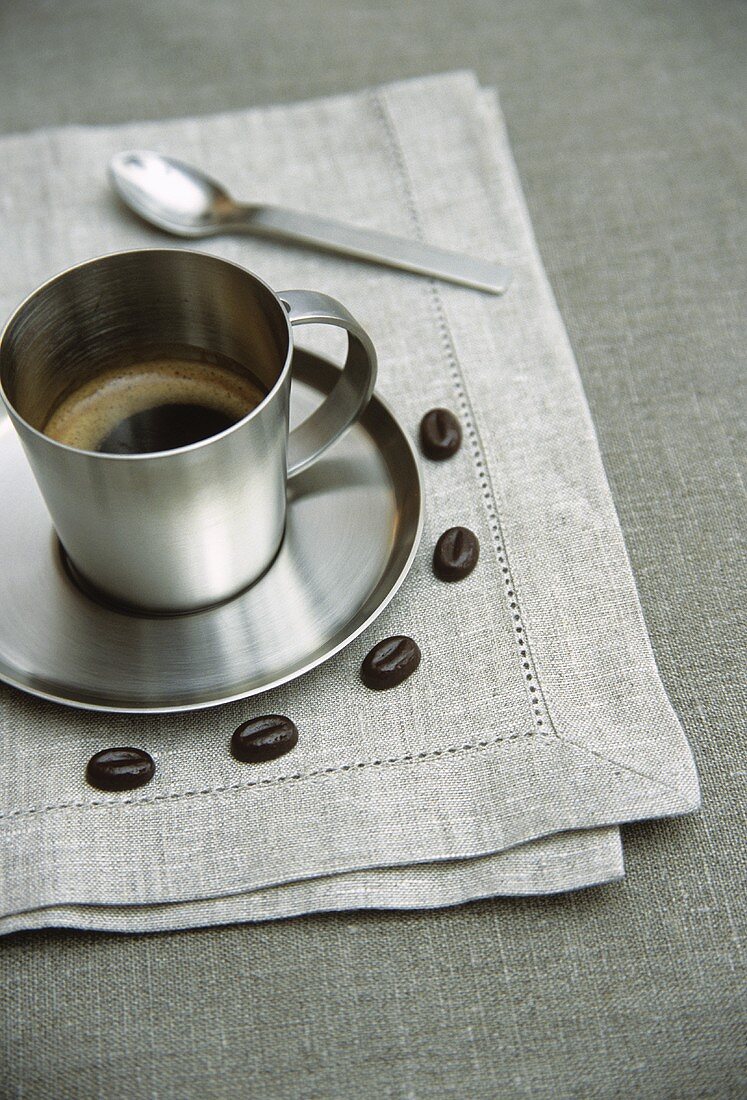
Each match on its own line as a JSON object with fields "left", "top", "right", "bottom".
{"left": 109, "top": 151, "right": 243, "bottom": 237}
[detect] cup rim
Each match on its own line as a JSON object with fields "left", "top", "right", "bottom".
{"left": 0, "top": 247, "right": 295, "bottom": 461}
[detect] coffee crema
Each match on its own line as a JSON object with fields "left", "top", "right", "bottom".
{"left": 43, "top": 354, "right": 267, "bottom": 454}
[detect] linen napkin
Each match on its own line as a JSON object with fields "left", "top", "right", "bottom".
{"left": 0, "top": 73, "right": 698, "bottom": 934}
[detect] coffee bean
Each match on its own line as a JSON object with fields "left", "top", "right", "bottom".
{"left": 433, "top": 526, "right": 480, "bottom": 582}
{"left": 86, "top": 747, "right": 155, "bottom": 792}
{"left": 419, "top": 408, "right": 462, "bottom": 461}
{"left": 361, "top": 635, "right": 421, "bottom": 690}
{"left": 231, "top": 715, "right": 299, "bottom": 763}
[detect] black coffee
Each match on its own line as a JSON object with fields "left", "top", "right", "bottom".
{"left": 43, "top": 353, "right": 267, "bottom": 454}
{"left": 97, "top": 402, "right": 237, "bottom": 454}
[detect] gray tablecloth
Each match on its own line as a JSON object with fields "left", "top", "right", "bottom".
{"left": 0, "top": 1, "right": 744, "bottom": 1097}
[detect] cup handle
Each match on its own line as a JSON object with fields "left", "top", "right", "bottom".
{"left": 279, "top": 290, "right": 378, "bottom": 478}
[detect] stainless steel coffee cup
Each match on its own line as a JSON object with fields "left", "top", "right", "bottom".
{"left": 0, "top": 249, "right": 377, "bottom": 612}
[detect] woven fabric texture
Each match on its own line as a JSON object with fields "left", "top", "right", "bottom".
{"left": 0, "top": 75, "right": 699, "bottom": 932}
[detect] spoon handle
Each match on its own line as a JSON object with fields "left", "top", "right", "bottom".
{"left": 237, "top": 205, "right": 511, "bottom": 295}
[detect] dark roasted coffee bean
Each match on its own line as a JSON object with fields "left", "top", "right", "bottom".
{"left": 433, "top": 526, "right": 480, "bottom": 582}
{"left": 361, "top": 635, "right": 421, "bottom": 690}
{"left": 231, "top": 715, "right": 299, "bottom": 763}
{"left": 86, "top": 747, "right": 155, "bottom": 792}
{"left": 419, "top": 408, "right": 462, "bottom": 461}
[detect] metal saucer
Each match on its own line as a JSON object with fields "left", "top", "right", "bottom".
{"left": 0, "top": 351, "right": 423, "bottom": 713}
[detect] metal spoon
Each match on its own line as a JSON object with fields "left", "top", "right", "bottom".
{"left": 109, "top": 150, "right": 511, "bottom": 295}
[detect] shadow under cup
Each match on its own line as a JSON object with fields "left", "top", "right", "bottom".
{"left": 0, "top": 250, "right": 296, "bottom": 614}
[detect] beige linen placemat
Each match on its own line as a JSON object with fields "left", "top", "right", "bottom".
{"left": 0, "top": 73, "right": 698, "bottom": 933}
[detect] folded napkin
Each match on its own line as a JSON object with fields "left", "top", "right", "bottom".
{"left": 0, "top": 72, "right": 698, "bottom": 934}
